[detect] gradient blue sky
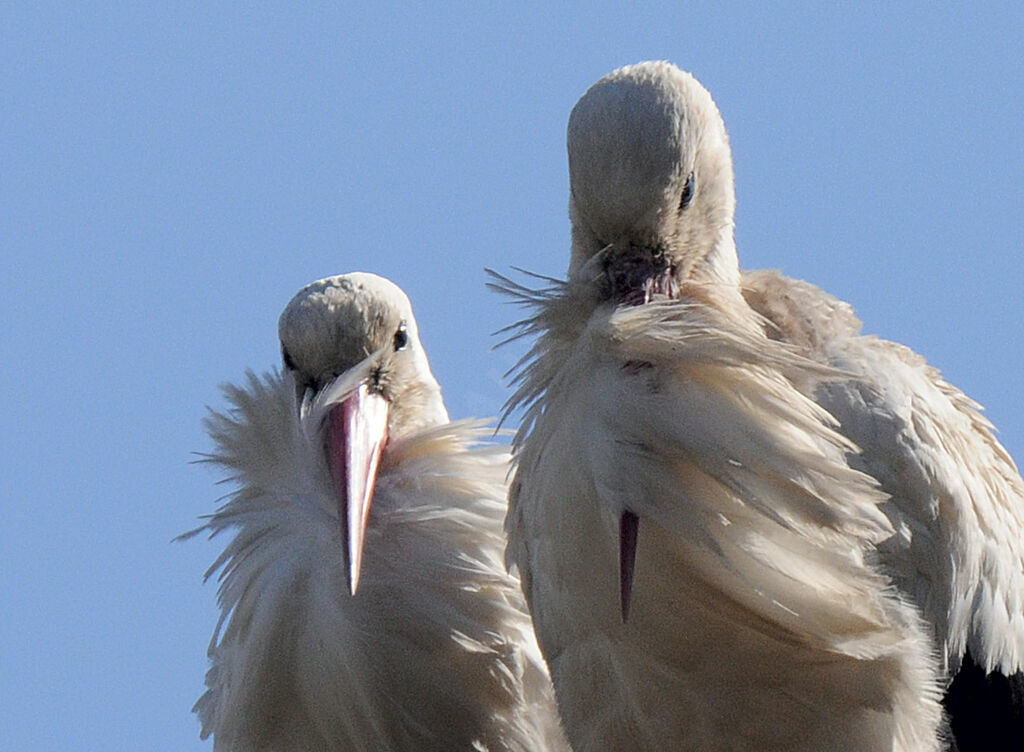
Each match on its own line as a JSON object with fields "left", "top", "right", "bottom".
{"left": 3, "top": 4, "right": 1022, "bottom": 749}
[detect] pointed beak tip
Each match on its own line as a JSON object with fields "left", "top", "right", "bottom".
{"left": 619, "top": 510, "right": 639, "bottom": 624}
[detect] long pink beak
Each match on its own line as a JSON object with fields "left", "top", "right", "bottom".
{"left": 326, "top": 383, "right": 389, "bottom": 595}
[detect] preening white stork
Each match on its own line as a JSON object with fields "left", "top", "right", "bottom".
{"left": 189, "top": 273, "right": 567, "bottom": 751}
{"left": 495, "top": 61, "right": 1024, "bottom": 751}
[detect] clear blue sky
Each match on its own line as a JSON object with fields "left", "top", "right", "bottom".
{"left": 3, "top": 4, "right": 1022, "bottom": 749}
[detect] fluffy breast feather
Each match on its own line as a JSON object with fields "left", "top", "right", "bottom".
{"left": 190, "top": 370, "right": 565, "bottom": 752}
{"left": 496, "top": 274, "right": 943, "bottom": 751}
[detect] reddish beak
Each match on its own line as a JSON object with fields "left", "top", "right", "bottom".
{"left": 326, "top": 383, "right": 389, "bottom": 595}
{"left": 619, "top": 510, "right": 639, "bottom": 623}
{"left": 606, "top": 247, "right": 676, "bottom": 306}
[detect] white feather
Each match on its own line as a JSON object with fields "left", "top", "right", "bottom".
{"left": 498, "top": 275, "right": 944, "bottom": 752}
{"left": 744, "top": 269, "right": 1024, "bottom": 677}
{"left": 497, "top": 61, "right": 987, "bottom": 751}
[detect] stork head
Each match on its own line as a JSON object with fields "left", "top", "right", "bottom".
{"left": 567, "top": 61, "right": 740, "bottom": 301}
{"left": 278, "top": 273, "right": 447, "bottom": 594}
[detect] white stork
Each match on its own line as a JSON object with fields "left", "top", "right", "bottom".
{"left": 495, "top": 61, "right": 1024, "bottom": 751}
{"left": 189, "top": 273, "right": 567, "bottom": 751}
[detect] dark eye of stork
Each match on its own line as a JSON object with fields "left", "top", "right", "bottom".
{"left": 678, "top": 171, "right": 695, "bottom": 212}
{"left": 393, "top": 322, "right": 409, "bottom": 351}
{"left": 281, "top": 346, "right": 298, "bottom": 371}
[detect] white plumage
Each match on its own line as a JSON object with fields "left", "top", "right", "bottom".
{"left": 190, "top": 273, "right": 567, "bottom": 751}
{"left": 497, "top": 61, "right": 1024, "bottom": 751}
{"left": 742, "top": 271, "right": 1024, "bottom": 679}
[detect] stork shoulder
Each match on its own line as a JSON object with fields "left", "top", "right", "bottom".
{"left": 743, "top": 269, "right": 1024, "bottom": 678}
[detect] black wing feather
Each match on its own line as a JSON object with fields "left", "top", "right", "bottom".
{"left": 944, "top": 649, "right": 1024, "bottom": 751}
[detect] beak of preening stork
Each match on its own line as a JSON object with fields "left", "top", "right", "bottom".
{"left": 566, "top": 62, "right": 742, "bottom": 621}
{"left": 326, "top": 382, "right": 389, "bottom": 595}
{"left": 280, "top": 272, "right": 448, "bottom": 596}
{"left": 602, "top": 242, "right": 678, "bottom": 306}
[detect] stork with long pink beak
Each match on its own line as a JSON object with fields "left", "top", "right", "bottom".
{"left": 190, "top": 273, "right": 568, "bottom": 752}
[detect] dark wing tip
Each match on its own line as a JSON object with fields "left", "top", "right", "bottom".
{"left": 944, "top": 649, "right": 1024, "bottom": 751}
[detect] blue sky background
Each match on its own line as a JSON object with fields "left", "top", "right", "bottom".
{"left": 3, "top": 4, "right": 1022, "bottom": 749}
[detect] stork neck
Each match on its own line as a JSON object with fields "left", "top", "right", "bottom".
{"left": 681, "top": 231, "right": 741, "bottom": 290}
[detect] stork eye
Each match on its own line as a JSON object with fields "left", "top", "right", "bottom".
{"left": 393, "top": 322, "right": 409, "bottom": 351}
{"left": 679, "top": 171, "right": 695, "bottom": 212}
{"left": 282, "top": 346, "right": 298, "bottom": 370}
